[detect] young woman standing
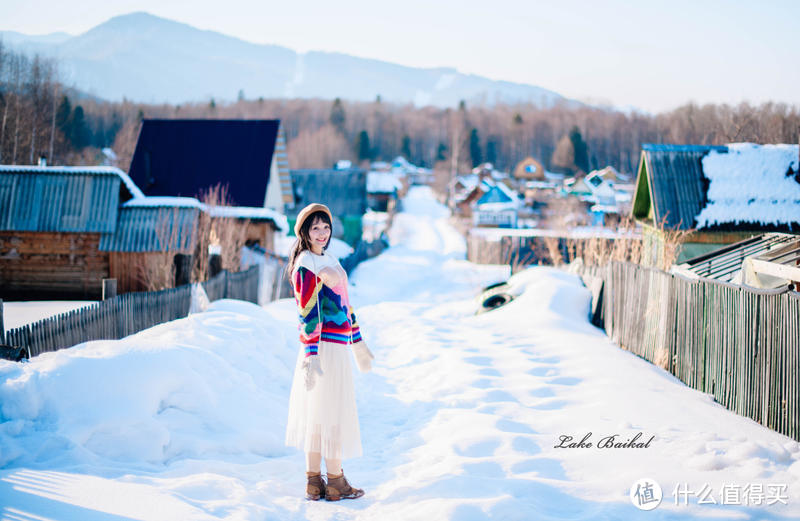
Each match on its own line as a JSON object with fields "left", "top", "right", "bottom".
{"left": 285, "top": 203, "right": 375, "bottom": 501}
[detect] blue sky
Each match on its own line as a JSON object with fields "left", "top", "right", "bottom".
{"left": 2, "top": 0, "right": 798, "bottom": 113}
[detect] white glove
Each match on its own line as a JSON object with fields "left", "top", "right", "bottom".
{"left": 351, "top": 341, "right": 375, "bottom": 373}
{"left": 302, "top": 355, "right": 324, "bottom": 391}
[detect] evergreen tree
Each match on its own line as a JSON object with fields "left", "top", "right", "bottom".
{"left": 436, "top": 142, "right": 447, "bottom": 161}
{"left": 330, "top": 97, "right": 346, "bottom": 131}
{"left": 486, "top": 135, "right": 499, "bottom": 166}
{"left": 569, "top": 126, "right": 589, "bottom": 173}
{"left": 355, "top": 130, "right": 372, "bottom": 161}
{"left": 469, "top": 128, "right": 482, "bottom": 167}
{"left": 69, "top": 105, "right": 89, "bottom": 149}
{"left": 209, "top": 98, "right": 216, "bottom": 110}
{"left": 401, "top": 134, "right": 411, "bottom": 159}
{"left": 513, "top": 113, "right": 523, "bottom": 125}
{"left": 55, "top": 95, "right": 71, "bottom": 135}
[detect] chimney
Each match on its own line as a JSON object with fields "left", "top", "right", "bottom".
{"left": 38, "top": 156, "right": 47, "bottom": 167}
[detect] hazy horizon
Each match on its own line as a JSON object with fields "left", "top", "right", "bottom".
{"left": 3, "top": 0, "right": 799, "bottom": 113}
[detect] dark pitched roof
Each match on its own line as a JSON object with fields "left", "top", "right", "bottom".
{"left": 633, "top": 144, "right": 727, "bottom": 230}
{"left": 128, "top": 119, "right": 280, "bottom": 208}
{"left": 289, "top": 169, "right": 367, "bottom": 217}
{"left": 0, "top": 166, "right": 138, "bottom": 233}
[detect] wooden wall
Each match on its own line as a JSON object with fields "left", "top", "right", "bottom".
{"left": 244, "top": 222, "right": 276, "bottom": 252}
{"left": 0, "top": 231, "right": 109, "bottom": 299}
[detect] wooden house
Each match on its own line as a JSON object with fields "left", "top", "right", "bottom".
{"left": 128, "top": 119, "right": 294, "bottom": 210}
{"left": 0, "top": 164, "right": 287, "bottom": 298}
{"left": 366, "top": 171, "right": 402, "bottom": 212}
{"left": 0, "top": 165, "right": 141, "bottom": 299}
{"left": 632, "top": 143, "right": 800, "bottom": 265}
{"left": 100, "top": 197, "right": 202, "bottom": 293}
{"left": 513, "top": 157, "right": 546, "bottom": 180}
{"left": 289, "top": 168, "right": 367, "bottom": 245}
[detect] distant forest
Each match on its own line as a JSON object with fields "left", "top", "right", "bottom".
{"left": 2, "top": 43, "right": 799, "bottom": 176}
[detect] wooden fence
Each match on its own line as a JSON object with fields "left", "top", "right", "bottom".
{"left": 1, "top": 265, "right": 262, "bottom": 359}
{"left": 587, "top": 261, "right": 800, "bottom": 441}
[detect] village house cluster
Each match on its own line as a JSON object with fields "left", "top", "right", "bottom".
{"left": 0, "top": 120, "right": 420, "bottom": 300}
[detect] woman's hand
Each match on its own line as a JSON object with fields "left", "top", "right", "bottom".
{"left": 319, "top": 266, "right": 343, "bottom": 287}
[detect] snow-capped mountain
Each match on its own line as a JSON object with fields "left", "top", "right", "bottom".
{"left": 1, "top": 12, "right": 573, "bottom": 108}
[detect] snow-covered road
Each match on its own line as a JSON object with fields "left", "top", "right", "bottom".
{"left": 1, "top": 186, "right": 799, "bottom": 520}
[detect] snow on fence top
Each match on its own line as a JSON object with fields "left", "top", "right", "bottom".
{"left": 696, "top": 143, "right": 800, "bottom": 228}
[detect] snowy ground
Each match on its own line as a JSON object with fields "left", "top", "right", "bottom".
{"left": 1, "top": 186, "right": 799, "bottom": 520}
{"left": 2, "top": 302, "right": 96, "bottom": 333}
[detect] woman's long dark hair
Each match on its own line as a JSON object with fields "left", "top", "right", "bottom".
{"left": 286, "top": 210, "right": 333, "bottom": 279}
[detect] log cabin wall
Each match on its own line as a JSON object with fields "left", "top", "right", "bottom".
{"left": 108, "top": 251, "right": 173, "bottom": 294}
{"left": 0, "top": 231, "right": 110, "bottom": 299}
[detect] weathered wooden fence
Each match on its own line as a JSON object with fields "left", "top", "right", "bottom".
{"left": 589, "top": 261, "right": 800, "bottom": 441}
{"left": 2, "top": 265, "right": 262, "bottom": 359}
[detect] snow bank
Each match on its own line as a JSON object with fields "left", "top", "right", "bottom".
{"left": 0, "top": 299, "right": 296, "bottom": 469}
{"left": 696, "top": 143, "right": 800, "bottom": 228}
{"left": 504, "top": 267, "right": 591, "bottom": 324}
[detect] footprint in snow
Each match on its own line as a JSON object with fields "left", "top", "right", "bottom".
{"left": 528, "top": 366, "right": 558, "bottom": 377}
{"left": 529, "top": 387, "right": 556, "bottom": 398}
{"left": 511, "top": 458, "right": 567, "bottom": 480}
{"left": 497, "top": 419, "right": 536, "bottom": 434}
{"left": 455, "top": 439, "right": 501, "bottom": 458}
{"left": 511, "top": 436, "right": 541, "bottom": 455}
{"left": 548, "top": 376, "right": 581, "bottom": 386}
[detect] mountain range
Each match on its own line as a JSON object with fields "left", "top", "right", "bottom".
{"left": 1, "top": 12, "right": 574, "bottom": 108}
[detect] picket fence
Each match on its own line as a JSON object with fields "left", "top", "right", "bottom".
{"left": 581, "top": 261, "right": 800, "bottom": 441}
{"left": 2, "top": 265, "right": 264, "bottom": 359}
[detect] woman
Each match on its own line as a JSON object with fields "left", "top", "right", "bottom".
{"left": 285, "top": 203, "right": 375, "bottom": 501}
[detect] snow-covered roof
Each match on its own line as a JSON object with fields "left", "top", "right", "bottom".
{"left": 123, "top": 197, "right": 206, "bottom": 209}
{"left": 695, "top": 144, "right": 800, "bottom": 228}
{"left": 455, "top": 174, "right": 480, "bottom": 191}
{"left": 123, "top": 198, "right": 287, "bottom": 230}
{"left": 367, "top": 171, "right": 402, "bottom": 193}
{"left": 0, "top": 164, "right": 145, "bottom": 199}
{"left": 209, "top": 206, "right": 288, "bottom": 231}
{"left": 476, "top": 201, "right": 518, "bottom": 212}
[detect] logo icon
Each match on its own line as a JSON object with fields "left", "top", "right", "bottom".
{"left": 630, "top": 478, "right": 662, "bottom": 510}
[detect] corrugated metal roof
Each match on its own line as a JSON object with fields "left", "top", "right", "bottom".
{"left": 640, "top": 144, "right": 728, "bottom": 230}
{"left": 0, "top": 166, "right": 127, "bottom": 232}
{"left": 680, "top": 232, "right": 798, "bottom": 282}
{"left": 99, "top": 205, "right": 200, "bottom": 253}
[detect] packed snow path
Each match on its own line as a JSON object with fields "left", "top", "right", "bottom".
{"left": 1, "top": 186, "right": 799, "bottom": 520}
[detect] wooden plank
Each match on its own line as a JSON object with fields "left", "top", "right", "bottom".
{"left": 748, "top": 258, "right": 800, "bottom": 284}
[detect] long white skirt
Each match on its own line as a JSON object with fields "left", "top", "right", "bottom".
{"left": 285, "top": 341, "right": 362, "bottom": 460}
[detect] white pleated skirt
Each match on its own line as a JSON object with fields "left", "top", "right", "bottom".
{"left": 285, "top": 341, "right": 362, "bottom": 460}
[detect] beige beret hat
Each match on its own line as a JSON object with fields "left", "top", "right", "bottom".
{"left": 294, "top": 203, "right": 333, "bottom": 237}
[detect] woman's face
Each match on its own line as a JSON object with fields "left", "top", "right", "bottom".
{"left": 308, "top": 217, "right": 331, "bottom": 253}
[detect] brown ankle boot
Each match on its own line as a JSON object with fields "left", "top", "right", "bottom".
{"left": 325, "top": 471, "right": 364, "bottom": 501}
{"left": 306, "top": 471, "right": 326, "bottom": 500}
